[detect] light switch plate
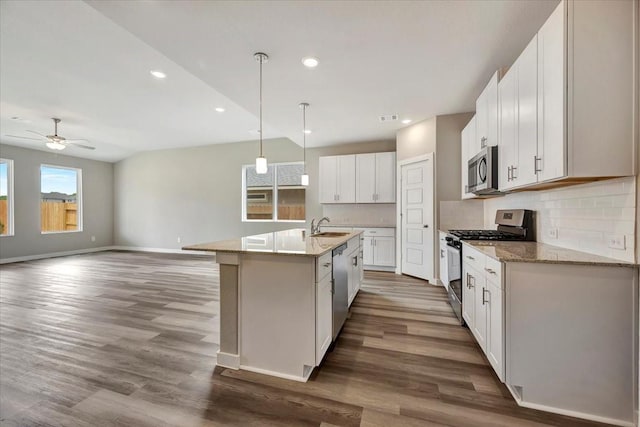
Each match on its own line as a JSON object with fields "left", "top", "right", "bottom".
{"left": 608, "top": 235, "right": 626, "bottom": 250}
{"left": 547, "top": 228, "right": 558, "bottom": 239}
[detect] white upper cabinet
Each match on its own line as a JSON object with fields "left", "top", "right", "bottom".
{"left": 499, "top": 34, "right": 538, "bottom": 191}
{"left": 319, "top": 155, "right": 356, "bottom": 203}
{"left": 321, "top": 152, "right": 395, "bottom": 204}
{"left": 475, "top": 72, "right": 500, "bottom": 151}
{"left": 356, "top": 152, "right": 396, "bottom": 203}
{"left": 536, "top": 2, "right": 565, "bottom": 182}
{"left": 498, "top": 0, "right": 635, "bottom": 191}
{"left": 461, "top": 116, "right": 478, "bottom": 199}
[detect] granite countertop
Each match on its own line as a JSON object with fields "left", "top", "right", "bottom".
{"left": 183, "top": 228, "right": 362, "bottom": 257}
{"left": 464, "top": 241, "right": 637, "bottom": 268}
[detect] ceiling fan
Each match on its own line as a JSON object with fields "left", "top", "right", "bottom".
{"left": 6, "top": 118, "right": 95, "bottom": 151}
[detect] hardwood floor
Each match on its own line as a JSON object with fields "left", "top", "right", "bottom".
{"left": 0, "top": 251, "right": 609, "bottom": 426}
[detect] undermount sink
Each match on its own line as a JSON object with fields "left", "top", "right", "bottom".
{"left": 311, "top": 232, "right": 349, "bottom": 238}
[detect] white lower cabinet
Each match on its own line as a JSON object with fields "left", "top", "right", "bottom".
{"left": 438, "top": 232, "right": 448, "bottom": 289}
{"left": 462, "top": 243, "right": 505, "bottom": 381}
{"left": 347, "top": 237, "right": 362, "bottom": 307}
{"left": 359, "top": 228, "right": 395, "bottom": 269}
{"left": 315, "top": 272, "right": 332, "bottom": 364}
{"left": 485, "top": 279, "right": 503, "bottom": 379}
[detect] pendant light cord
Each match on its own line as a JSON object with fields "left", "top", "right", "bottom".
{"left": 302, "top": 104, "right": 306, "bottom": 172}
{"left": 259, "top": 57, "right": 263, "bottom": 157}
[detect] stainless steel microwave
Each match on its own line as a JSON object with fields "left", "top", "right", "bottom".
{"left": 467, "top": 146, "right": 500, "bottom": 195}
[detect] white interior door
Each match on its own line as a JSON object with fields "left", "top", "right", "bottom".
{"left": 400, "top": 155, "right": 434, "bottom": 281}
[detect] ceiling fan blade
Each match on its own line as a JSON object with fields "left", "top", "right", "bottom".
{"left": 67, "top": 142, "right": 95, "bottom": 150}
{"left": 25, "top": 130, "right": 48, "bottom": 138}
{"left": 5, "top": 134, "right": 43, "bottom": 141}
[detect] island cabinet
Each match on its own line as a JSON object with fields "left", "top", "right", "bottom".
{"left": 462, "top": 241, "right": 638, "bottom": 427}
{"left": 183, "top": 229, "right": 364, "bottom": 383}
{"left": 355, "top": 152, "right": 396, "bottom": 203}
{"left": 318, "top": 155, "right": 356, "bottom": 203}
{"left": 498, "top": 0, "right": 636, "bottom": 192}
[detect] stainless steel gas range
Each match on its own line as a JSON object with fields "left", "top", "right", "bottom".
{"left": 444, "top": 209, "right": 535, "bottom": 325}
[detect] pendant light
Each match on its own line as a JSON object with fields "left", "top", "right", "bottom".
{"left": 254, "top": 52, "right": 269, "bottom": 174}
{"left": 299, "top": 102, "right": 310, "bottom": 186}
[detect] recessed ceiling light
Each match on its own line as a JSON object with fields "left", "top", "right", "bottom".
{"left": 402, "top": 119, "right": 412, "bottom": 124}
{"left": 303, "top": 129, "right": 312, "bottom": 134}
{"left": 215, "top": 107, "right": 226, "bottom": 113}
{"left": 301, "top": 57, "right": 319, "bottom": 68}
{"left": 150, "top": 70, "right": 167, "bottom": 79}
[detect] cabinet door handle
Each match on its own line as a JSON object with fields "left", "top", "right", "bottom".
{"left": 482, "top": 288, "right": 489, "bottom": 305}
{"left": 440, "top": 249, "right": 445, "bottom": 258}
{"left": 465, "top": 273, "right": 470, "bottom": 288}
{"left": 507, "top": 166, "right": 511, "bottom": 181}
{"left": 534, "top": 156, "right": 542, "bottom": 173}
{"left": 511, "top": 165, "right": 518, "bottom": 179}
{"left": 353, "top": 256, "right": 358, "bottom": 266}
{"left": 484, "top": 268, "right": 496, "bottom": 275}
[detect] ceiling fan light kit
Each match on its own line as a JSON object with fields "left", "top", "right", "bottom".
{"left": 254, "top": 52, "right": 269, "bottom": 174}
{"left": 7, "top": 118, "right": 95, "bottom": 151}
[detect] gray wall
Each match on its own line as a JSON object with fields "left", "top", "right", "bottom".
{"left": 396, "top": 113, "right": 473, "bottom": 216}
{"left": 114, "top": 137, "right": 396, "bottom": 249}
{"left": 0, "top": 144, "right": 114, "bottom": 260}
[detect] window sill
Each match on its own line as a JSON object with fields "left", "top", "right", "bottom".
{"left": 41, "top": 230, "right": 83, "bottom": 235}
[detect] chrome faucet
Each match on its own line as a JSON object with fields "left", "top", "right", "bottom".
{"left": 311, "top": 217, "right": 330, "bottom": 235}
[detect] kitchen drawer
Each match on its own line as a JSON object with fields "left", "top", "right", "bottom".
{"left": 362, "top": 228, "right": 395, "bottom": 237}
{"left": 484, "top": 256, "right": 503, "bottom": 288}
{"left": 316, "top": 252, "right": 332, "bottom": 282}
{"left": 462, "top": 244, "right": 485, "bottom": 273}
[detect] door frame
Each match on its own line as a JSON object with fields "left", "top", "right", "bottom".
{"left": 395, "top": 152, "right": 436, "bottom": 281}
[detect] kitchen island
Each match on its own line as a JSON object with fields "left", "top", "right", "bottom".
{"left": 184, "top": 228, "right": 363, "bottom": 382}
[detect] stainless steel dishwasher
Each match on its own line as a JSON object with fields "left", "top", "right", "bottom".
{"left": 332, "top": 243, "right": 348, "bottom": 340}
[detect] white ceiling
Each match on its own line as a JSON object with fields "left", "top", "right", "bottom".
{"left": 0, "top": 0, "right": 559, "bottom": 162}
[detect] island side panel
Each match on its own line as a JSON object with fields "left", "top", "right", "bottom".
{"left": 217, "top": 252, "right": 240, "bottom": 368}
{"left": 506, "top": 262, "right": 638, "bottom": 426}
{"left": 239, "top": 253, "right": 316, "bottom": 381}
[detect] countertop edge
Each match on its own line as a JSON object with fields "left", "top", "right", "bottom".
{"left": 183, "top": 230, "right": 363, "bottom": 258}
{"left": 462, "top": 241, "right": 637, "bottom": 268}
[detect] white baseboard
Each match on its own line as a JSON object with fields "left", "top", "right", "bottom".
{"left": 507, "top": 385, "right": 635, "bottom": 427}
{"left": 239, "top": 364, "right": 311, "bottom": 383}
{"left": 363, "top": 265, "right": 396, "bottom": 272}
{"left": 0, "top": 245, "right": 214, "bottom": 264}
{"left": 0, "top": 246, "right": 113, "bottom": 264}
{"left": 216, "top": 351, "right": 240, "bottom": 369}
{"left": 110, "top": 246, "right": 213, "bottom": 256}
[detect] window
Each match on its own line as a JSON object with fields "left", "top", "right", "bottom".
{"left": 0, "top": 159, "right": 14, "bottom": 236}
{"left": 243, "top": 162, "right": 305, "bottom": 222}
{"left": 40, "top": 165, "right": 82, "bottom": 233}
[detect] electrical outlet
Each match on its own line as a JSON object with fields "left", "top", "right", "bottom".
{"left": 90, "top": 235, "right": 96, "bottom": 242}
{"left": 608, "top": 235, "right": 626, "bottom": 250}
{"left": 547, "top": 228, "right": 558, "bottom": 239}
{"left": 177, "top": 237, "right": 182, "bottom": 243}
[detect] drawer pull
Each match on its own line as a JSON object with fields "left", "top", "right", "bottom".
{"left": 485, "top": 268, "right": 496, "bottom": 275}
{"left": 323, "top": 262, "right": 331, "bottom": 267}
{"left": 465, "top": 256, "right": 475, "bottom": 261}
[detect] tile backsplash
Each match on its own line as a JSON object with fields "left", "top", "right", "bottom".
{"left": 483, "top": 177, "right": 636, "bottom": 262}
{"left": 321, "top": 203, "right": 396, "bottom": 226}
{"left": 440, "top": 200, "right": 485, "bottom": 231}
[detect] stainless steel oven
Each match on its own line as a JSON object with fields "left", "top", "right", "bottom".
{"left": 468, "top": 146, "right": 500, "bottom": 195}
